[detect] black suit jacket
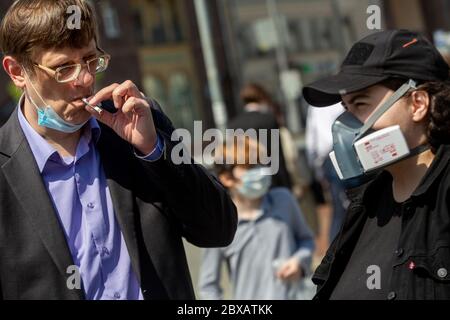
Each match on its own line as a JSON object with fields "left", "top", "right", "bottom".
{"left": 0, "top": 100, "right": 237, "bottom": 300}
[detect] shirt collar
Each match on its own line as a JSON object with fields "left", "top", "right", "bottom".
{"left": 237, "top": 193, "right": 272, "bottom": 224}
{"left": 412, "top": 144, "right": 450, "bottom": 197}
{"left": 85, "top": 115, "right": 101, "bottom": 144}
{"left": 17, "top": 94, "right": 102, "bottom": 173}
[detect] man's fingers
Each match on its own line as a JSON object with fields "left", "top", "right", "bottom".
{"left": 85, "top": 104, "right": 114, "bottom": 126}
{"left": 89, "top": 81, "right": 143, "bottom": 113}
{"left": 88, "top": 83, "right": 120, "bottom": 106}
{"left": 112, "top": 80, "right": 142, "bottom": 110}
{"left": 122, "top": 96, "right": 148, "bottom": 114}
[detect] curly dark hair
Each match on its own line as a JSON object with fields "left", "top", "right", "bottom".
{"left": 418, "top": 81, "right": 450, "bottom": 152}
{"left": 381, "top": 78, "right": 450, "bottom": 153}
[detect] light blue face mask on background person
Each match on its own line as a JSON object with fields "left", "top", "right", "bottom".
{"left": 237, "top": 167, "right": 272, "bottom": 199}
{"left": 23, "top": 69, "right": 89, "bottom": 133}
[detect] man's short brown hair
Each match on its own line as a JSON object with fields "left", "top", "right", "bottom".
{"left": 0, "top": 0, "right": 99, "bottom": 72}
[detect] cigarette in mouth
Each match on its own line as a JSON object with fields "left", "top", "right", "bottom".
{"left": 82, "top": 98, "right": 103, "bottom": 114}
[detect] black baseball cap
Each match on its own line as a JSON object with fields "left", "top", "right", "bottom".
{"left": 303, "top": 29, "right": 450, "bottom": 107}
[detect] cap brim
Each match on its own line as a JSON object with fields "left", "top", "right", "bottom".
{"left": 303, "top": 72, "right": 389, "bottom": 107}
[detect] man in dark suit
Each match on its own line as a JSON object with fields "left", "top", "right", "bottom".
{"left": 0, "top": 0, "right": 237, "bottom": 299}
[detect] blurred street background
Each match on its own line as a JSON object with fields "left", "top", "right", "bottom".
{"left": 2, "top": 0, "right": 450, "bottom": 299}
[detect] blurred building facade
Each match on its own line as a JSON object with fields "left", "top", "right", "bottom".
{"left": 216, "top": 0, "right": 385, "bottom": 133}
{"left": 128, "top": 0, "right": 221, "bottom": 132}
{"left": 2, "top": 0, "right": 450, "bottom": 129}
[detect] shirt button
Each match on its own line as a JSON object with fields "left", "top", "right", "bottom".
{"left": 101, "top": 247, "right": 109, "bottom": 257}
{"left": 114, "top": 292, "right": 121, "bottom": 299}
{"left": 395, "top": 248, "right": 404, "bottom": 257}
{"left": 87, "top": 202, "right": 95, "bottom": 209}
{"left": 387, "top": 291, "right": 397, "bottom": 300}
{"left": 74, "top": 173, "right": 80, "bottom": 181}
{"left": 437, "top": 268, "right": 448, "bottom": 278}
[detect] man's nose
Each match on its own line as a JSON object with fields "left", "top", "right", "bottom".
{"left": 73, "top": 67, "right": 95, "bottom": 87}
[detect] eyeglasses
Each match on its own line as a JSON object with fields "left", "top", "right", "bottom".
{"left": 33, "top": 54, "right": 111, "bottom": 83}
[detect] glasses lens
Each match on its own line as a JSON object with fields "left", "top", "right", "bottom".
{"left": 56, "top": 65, "right": 79, "bottom": 82}
{"left": 88, "top": 56, "right": 109, "bottom": 74}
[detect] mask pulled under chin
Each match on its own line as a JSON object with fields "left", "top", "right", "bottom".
{"left": 25, "top": 92, "right": 88, "bottom": 133}
{"left": 23, "top": 69, "right": 89, "bottom": 133}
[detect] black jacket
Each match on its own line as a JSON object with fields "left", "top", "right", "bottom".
{"left": 313, "top": 144, "right": 450, "bottom": 300}
{"left": 0, "top": 101, "right": 237, "bottom": 300}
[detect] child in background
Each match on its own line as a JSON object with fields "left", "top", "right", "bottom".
{"left": 199, "top": 138, "right": 315, "bottom": 300}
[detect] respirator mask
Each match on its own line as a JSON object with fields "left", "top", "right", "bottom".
{"left": 329, "top": 79, "right": 430, "bottom": 188}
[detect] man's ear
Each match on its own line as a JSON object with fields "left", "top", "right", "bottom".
{"left": 3, "top": 56, "right": 26, "bottom": 89}
{"left": 410, "top": 90, "right": 430, "bottom": 122}
{"left": 218, "top": 171, "right": 235, "bottom": 189}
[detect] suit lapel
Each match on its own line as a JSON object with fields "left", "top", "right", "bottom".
{"left": 1, "top": 109, "right": 145, "bottom": 297}
{"left": 0, "top": 110, "right": 83, "bottom": 299}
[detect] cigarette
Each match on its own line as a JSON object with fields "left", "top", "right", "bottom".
{"left": 82, "top": 98, "right": 103, "bottom": 114}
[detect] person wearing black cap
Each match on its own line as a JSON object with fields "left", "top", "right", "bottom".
{"left": 303, "top": 29, "right": 450, "bottom": 300}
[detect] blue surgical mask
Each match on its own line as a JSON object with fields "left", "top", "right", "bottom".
{"left": 24, "top": 70, "right": 89, "bottom": 133}
{"left": 236, "top": 167, "right": 272, "bottom": 199}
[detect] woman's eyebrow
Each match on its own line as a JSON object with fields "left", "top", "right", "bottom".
{"left": 348, "top": 93, "right": 370, "bottom": 105}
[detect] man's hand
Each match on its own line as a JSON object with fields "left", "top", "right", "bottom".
{"left": 86, "top": 81, "right": 157, "bottom": 155}
{"left": 276, "top": 257, "right": 303, "bottom": 282}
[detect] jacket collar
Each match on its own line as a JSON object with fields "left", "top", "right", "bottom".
{"left": 412, "top": 144, "right": 450, "bottom": 197}
{"left": 358, "top": 144, "right": 450, "bottom": 203}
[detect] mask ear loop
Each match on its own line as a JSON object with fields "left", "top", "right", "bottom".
{"left": 25, "top": 90, "right": 42, "bottom": 112}
{"left": 22, "top": 68, "right": 49, "bottom": 111}
{"left": 355, "top": 79, "right": 417, "bottom": 141}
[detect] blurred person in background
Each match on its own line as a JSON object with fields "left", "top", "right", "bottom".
{"left": 228, "top": 83, "right": 319, "bottom": 240}
{"left": 198, "top": 137, "right": 315, "bottom": 300}
{"left": 305, "top": 102, "right": 348, "bottom": 263}
{"left": 228, "top": 83, "right": 293, "bottom": 190}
